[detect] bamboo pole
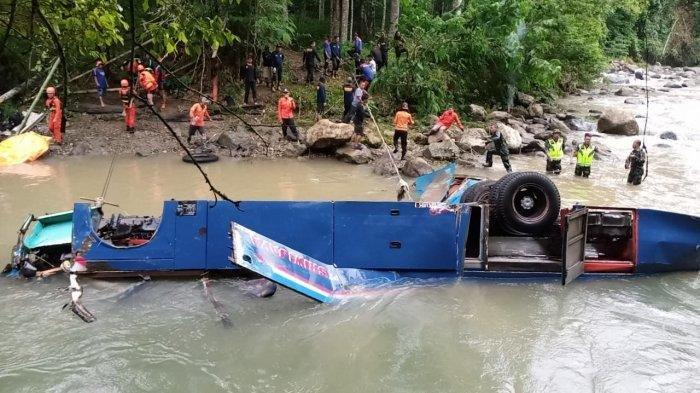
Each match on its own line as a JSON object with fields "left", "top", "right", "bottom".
{"left": 17, "top": 58, "right": 61, "bottom": 133}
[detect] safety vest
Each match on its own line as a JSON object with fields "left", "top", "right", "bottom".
{"left": 576, "top": 144, "right": 595, "bottom": 167}
{"left": 546, "top": 138, "right": 564, "bottom": 160}
{"left": 119, "top": 87, "right": 131, "bottom": 105}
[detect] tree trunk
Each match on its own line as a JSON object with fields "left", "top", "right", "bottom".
{"left": 319, "top": 0, "right": 324, "bottom": 20}
{"left": 349, "top": 0, "right": 354, "bottom": 40}
{"left": 389, "top": 0, "right": 400, "bottom": 36}
{"left": 452, "top": 0, "right": 463, "bottom": 12}
{"left": 0, "top": 73, "right": 44, "bottom": 105}
{"left": 330, "top": 0, "right": 338, "bottom": 36}
{"left": 381, "top": 0, "right": 387, "bottom": 34}
{"left": 341, "top": 0, "right": 349, "bottom": 41}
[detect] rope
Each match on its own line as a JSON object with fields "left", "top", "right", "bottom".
{"left": 127, "top": 0, "right": 240, "bottom": 209}
{"left": 135, "top": 43, "right": 269, "bottom": 150}
{"left": 100, "top": 154, "right": 117, "bottom": 199}
{"left": 641, "top": 22, "right": 650, "bottom": 182}
{"left": 354, "top": 75, "right": 412, "bottom": 201}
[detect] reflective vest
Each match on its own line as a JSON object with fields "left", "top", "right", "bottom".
{"left": 576, "top": 144, "right": 595, "bottom": 167}
{"left": 546, "top": 138, "right": 564, "bottom": 160}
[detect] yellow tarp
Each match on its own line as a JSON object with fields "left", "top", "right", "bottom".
{"left": 0, "top": 132, "right": 52, "bottom": 166}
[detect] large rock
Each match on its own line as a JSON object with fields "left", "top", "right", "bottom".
{"left": 496, "top": 123, "right": 522, "bottom": 150}
{"left": 663, "top": 82, "right": 683, "bottom": 89}
{"left": 305, "top": 119, "right": 354, "bottom": 149}
{"left": 413, "top": 133, "right": 429, "bottom": 145}
{"left": 364, "top": 132, "right": 383, "bottom": 148}
{"left": 528, "top": 103, "right": 544, "bottom": 118}
{"left": 279, "top": 142, "right": 307, "bottom": 157}
{"left": 624, "top": 98, "right": 645, "bottom": 105}
{"left": 634, "top": 70, "right": 644, "bottom": 80}
{"left": 469, "top": 104, "right": 487, "bottom": 121}
{"left": 597, "top": 109, "right": 639, "bottom": 136}
{"left": 604, "top": 74, "right": 630, "bottom": 84}
{"left": 487, "top": 111, "right": 510, "bottom": 122}
{"left": 659, "top": 131, "right": 677, "bottom": 140}
{"left": 615, "top": 87, "right": 636, "bottom": 96}
{"left": 217, "top": 129, "right": 258, "bottom": 152}
{"left": 445, "top": 125, "right": 464, "bottom": 140}
{"left": 336, "top": 144, "right": 372, "bottom": 164}
{"left": 521, "top": 139, "right": 546, "bottom": 154}
{"left": 548, "top": 118, "right": 571, "bottom": 133}
{"left": 401, "top": 157, "right": 433, "bottom": 177}
{"left": 516, "top": 92, "right": 536, "bottom": 106}
{"left": 510, "top": 106, "right": 529, "bottom": 118}
{"left": 423, "top": 139, "right": 460, "bottom": 160}
{"left": 566, "top": 117, "right": 592, "bottom": 131}
{"left": 457, "top": 128, "right": 488, "bottom": 154}
{"left": 428, "top": 129, "right": 451, "bottom": 144}
{"left": 526, "top": 123, "right": 546, "bottom": 134}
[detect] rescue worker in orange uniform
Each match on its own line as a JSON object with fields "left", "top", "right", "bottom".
{"left": 119, "top": 79, "right": 136, "bottom": 133}
{"left": 45, "top": 86, "right": 63, "bottom": 144}
{"left": 188, "top": 97, "right": 211, "bottom": 144}
{"left": 277, "top": 88, "right": 299, "bottom": 141}
{"left": 138, "top": 65, "right": 157, "bottom": 106}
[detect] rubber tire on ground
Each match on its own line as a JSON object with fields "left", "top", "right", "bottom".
{"left": 489, "top": 172, "right": 560, "bottom": 236}
{"left": 182, "top": 152, "right": 219, "bottom": 164}
{"left": 459, "top": 180, "right": 495, "bottom": 204}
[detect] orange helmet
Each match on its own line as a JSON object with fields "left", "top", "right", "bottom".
{"left": 120, "top": 79, "right": 129, "bottom": 87}
{"left": 137, "top": 64, "right": 145, "bottom": 72}
{"left": 46, "top": 86, "right": 56, "bottom": 94}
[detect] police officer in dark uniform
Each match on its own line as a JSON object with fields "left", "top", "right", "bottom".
{"left": 302, "top": 42, "right": 322, "bottom": 85}
{"left": 483, "top": 122, "right": 512, "bottom": 173}
{"left": 625, "top": 139, "right": 646, "bottom": 185}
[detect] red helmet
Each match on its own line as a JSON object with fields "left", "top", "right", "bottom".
{"left": 120, "top": 79, "right": 129, "bottom": 87}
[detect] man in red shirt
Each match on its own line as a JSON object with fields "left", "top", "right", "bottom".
{"left": 277, "top": 88, "right": 299, "bottom": 141}
{"left": 188, "top": 97, "right": 211, "bottom": 144}
{"left": 430, "top": 108, "right": 464, "bottom": 135}
{"left": 45, "top": 86, "right": 63, "bottom": 144}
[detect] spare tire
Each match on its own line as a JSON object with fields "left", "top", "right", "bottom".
{"left": 182, "top": 152, "right": 219, "bottom": 163}
{"left": 460, "top": 180, "right": 495, "bottom": 204}
{"left": 489, "top": 172, "right": 560, "bottom": 236}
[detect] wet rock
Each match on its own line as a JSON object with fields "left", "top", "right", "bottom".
{"left": 457, "top": 128, "right": 487, "bottom": 154}
{"left": 634, "top": 70, "right": 644, "bottom": 80}
{"left": 655, "top": 143, "right": 671, "bottom": 148}
{"left": 548, "top": 118, "right": 571, "bottom": 133}
{"left": 541, "top": 104, "right": 557, "bottom": 114}
{"left": 592, "top": 142, "right": 613, "bottom": 160}
{"left": 663, "top": 82, "right": 683, "bottom": 89}
{"left": 528, "top": 103, "right": 544, "bottom": 118}
{"left": 496, "top": 123, "right": 522, "bottom": 151}
{"left": 135, "top": 148, "right": 151, "bottom": 157}
{"left": 682, "top": 80, "right": 695, "bottom": 87}
{"left": 532, "top": 117, "right": 548, "bottom": 126}
{"left": 650, "top": 73, "right": 662, "bottom": 79}
{"left": 658, "top": 88, "right": 671, "bottom": 92}
{"left": 510, "top": 105, "right": 529, "bottom": 119}
{"left": 280, "top": 142, "right": 307, "bottom": 157}
{"left": 624, "top": 98, "right": 645, "bottom": 105}
{"left": 566, "top": 117, "right": 592, "bottom": 131}
{"left": 597, "top": 109, "right": 639, "bottom": 136}
{"left": 457, "top": 154, "right": 480, "bottom": 168}
{"left": 305, "top": 119, "right": 354, "bottom": 150}
{"left": 423, "top": 139, "right": 460, "bottom": 160}
{"left": 401, "top": 157, "right": 433, "bottom": 177}
{"left": 604, "top": 74, "right": 629, "bottom": 84}
{"left": 526, "top": 123, "right": 546, "bottom": 134}
{"left": 516, "top": 92, "right": 536, "bottom": 106}
{"left": 521, "top": 139, "right": 546, "bottom": 154}
{"left": 615, "top": 87, "right": 636, "bottom": 96}
{"left": 69, "top": 142, "right": 91, "bottom": 155}
{"left": 469, "top": 104, "right": 487, "bottom": 121}
{"left": 414, "top": 133, "right": 429, "bottom": 145}
{"left": 486, "top": 111, "right": 510, "bottom": 122}
{"left": 364, "top": 132, "right": 383, "bottom": 148}
{"left": 659, "top": 131, "right": 677, "bottom": 140}
{"left": 372, "top": 156, "right": 397, "bottom": 176}
{"left": 445, "top": 125, "right": 464, "bottom": 140}
{"left": 217, "top": 130, "right": 257, "bottom": 152}
{"left": 428, "top": 129, "right": 451, "bottom": 144}
{"left": 336, "top": 144, "right": 372, "bottom": 164}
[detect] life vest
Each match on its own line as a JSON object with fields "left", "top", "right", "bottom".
{"left": 576, "top": 144, "right": 595, "bottom": 167}
{"left": 138, "top": 70, "right": 156, "bottom": 91}
{"left": 546, "top": 138, "right": 564, "bottom": 160}
{"left": 119, "top": 87, "right": 131, "bottom": 105}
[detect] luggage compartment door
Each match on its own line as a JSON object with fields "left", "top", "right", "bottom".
{"left": 562, "top": 208, "right": 588, "bottom": 285}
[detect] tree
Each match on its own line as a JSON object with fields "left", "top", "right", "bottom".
{"left": 341, "top": 0, "right": 349, "bottom": 41}
{"left": 389, "top": 0, "right": 400, "bottom": 36}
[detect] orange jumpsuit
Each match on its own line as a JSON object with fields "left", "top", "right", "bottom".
{"left": 45, "top": 96, "right": 63, "bottom": 143}
{"left": 119, "top": 87, "right": 136, "bottom": 130}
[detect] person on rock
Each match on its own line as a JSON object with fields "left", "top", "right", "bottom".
{"left": 45, "top": 86, "right": 63, "bottom": 144}
{"left": 393, "top": 102, "right": 414, "bottom": 160}
{"left": 272, "top": 45, "right": 285, "bottom": 91}
{"left": 119, "top": 79, "right": 136, "bottom": 133}
{"left": 573, "top": 133, "right": 596, "bottom": 178}
{"left": 343, "top": 78, "right": 368, "bottom": 123}
{"left": 342, "top": 77, "right": 355, "bottom": 119}
{"left": 351, "top": 80, "right": 369, "bottom": 150}
{"left": 625, "top": 139, "right": 646, "bottom": 185}
{"left": 92, "top": 60, "right": 108, "bottom": 107}
{"left": 277, "top": 88, "right": 299, "bottom": 141}
{"left": 544, "top": 130, "right": 566, "bottom": 174}
{"left": 430, "top": 108, "right": 464, "bottom": 136}
{"left": 483, "top": 122, "right": 512, "bottom": 173}
{"left": 188, "top": 97, "right": 211, "bottom": 144}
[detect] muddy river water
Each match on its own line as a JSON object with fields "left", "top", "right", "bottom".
{"left": 0, "top": 79, "right": 698, "bottom": 392}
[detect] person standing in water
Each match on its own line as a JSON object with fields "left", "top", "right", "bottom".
{"left": 625, "top": 139, "right": 646, "bottom": 185}
{"left": 483, "top": 122, "right": 512, "bottom": 173}
{"left": 544, "top": 130, "right": 565, "bottom": 174}
{"left": 573, "top": 133, "right": 596, "bottom": 177}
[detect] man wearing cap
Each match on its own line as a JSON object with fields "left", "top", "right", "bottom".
{"left": 45, "top": 86, "right": 63, "bottom": 144}
{"left": 119, "top": 79, "right": 136, "bottom": 133}
{"left": 544, "top": 130, "right": 566, "bottom": 174}
{"left": 188, "top": 97, "right": 211, "bottom": 144}
{"left": 92, "top": 60, "right": 108, "bottom": 107}
{"left": 277, "top": 89, "right": 299, "bottom": 141}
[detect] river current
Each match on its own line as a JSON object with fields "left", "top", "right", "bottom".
{"left": 0, "top": 79, "right": 698, "bottom": 392}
